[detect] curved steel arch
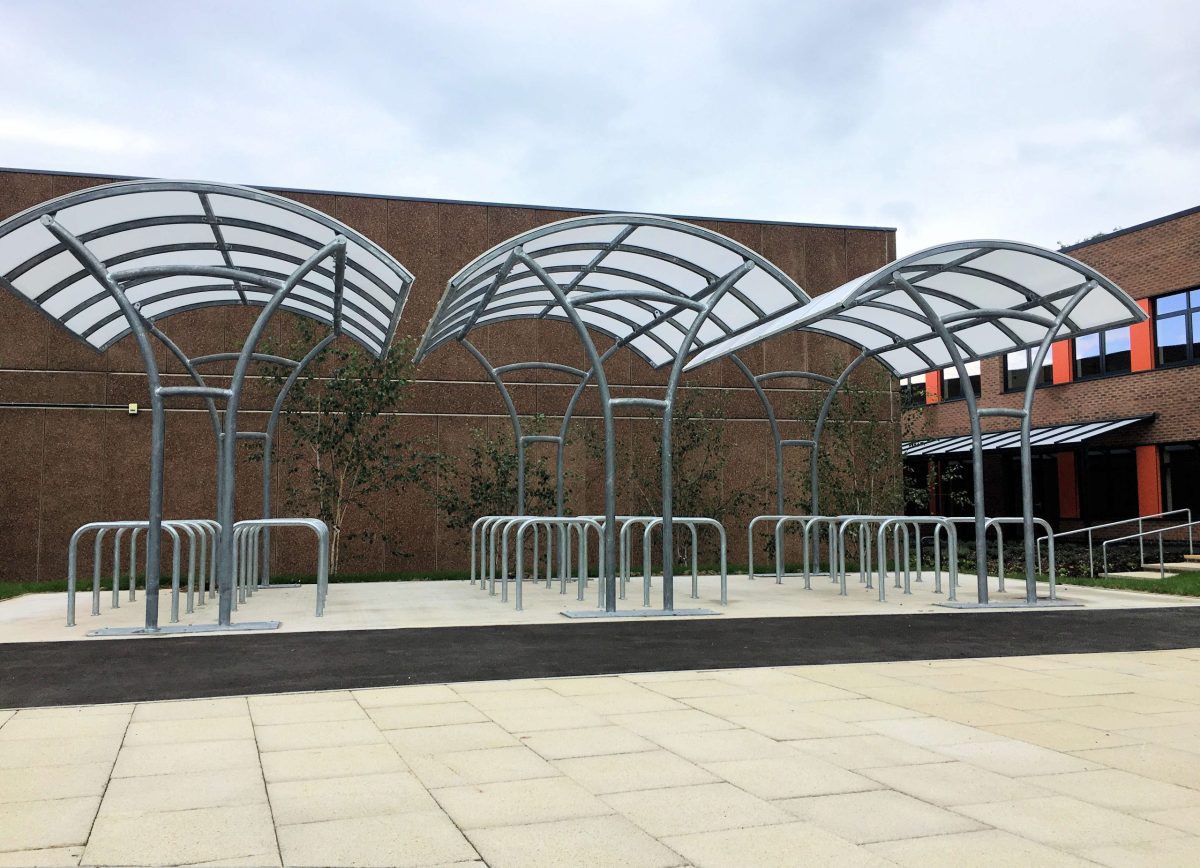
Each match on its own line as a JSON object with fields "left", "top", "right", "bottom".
{"left": 1, "top": 179, "right": 418, "bottom": 633}
{"left": 0, "top": 178, "right": 415, "bottom": 358}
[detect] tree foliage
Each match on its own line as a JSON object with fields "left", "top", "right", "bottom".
{"left": 427, "top": 416, "right": 562, "bottom": 530}
{"left": 261, "top": 319, "right": 423, "bottom": 574}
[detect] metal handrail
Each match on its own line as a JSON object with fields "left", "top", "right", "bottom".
{"left": 1036, "top": 509, "right": 1192, "bottom": 577}
{"left": 1101, "top": 519, "right": 1200, "bottom": 579}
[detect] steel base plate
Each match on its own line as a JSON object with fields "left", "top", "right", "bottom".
{"left": 562, "top": 608, "right": 718, "bottom": 619}
{"left": 88, "top": 620, "right": 282, "bottom": 637}
{"left": 934, "top": 599, "right": 1081, "bottom": 609}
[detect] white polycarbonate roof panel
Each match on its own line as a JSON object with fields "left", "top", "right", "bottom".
{"left": 0, "top": 179, "right": 415, "bottom": 358}
{"left": 416, "top": 213, "right": 810, "bottom": 368}
{"left": 684, "top": 240, "right": 1143, "bottom": 377}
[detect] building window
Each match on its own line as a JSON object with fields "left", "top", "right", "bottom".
{"left": 1073, "top": 327, "right": 1131, "bottom": 379}
{"left": 1004, "top": 349, "right": 1053, "bottom": 392}
{"left": 941, "top": 360, "right": 980, "bottom": 401}
{"left": 900, "top": 373, "right": 926, "bottom": 409}
{"left": 1082, "top": 447, "right": 1139, "bottom": 520}
{"left": 1154, "top": 288, "right": 1200, "bottom": 367}
{"left": 1162, "top": 442, "right": 1200, "bottom": 517}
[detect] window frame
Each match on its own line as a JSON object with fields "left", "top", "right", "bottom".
{"left": 940, "top": 360, "right": 981, "bottom": 403}
{"left": 1153, "top": 287, "right": 1200, "bottom": 369}
{"left": 1002, "top": 348, "right": 1054, "bottom": 393}
{"left": 1073, "top": 326, "right": 1133, "bottom": 381}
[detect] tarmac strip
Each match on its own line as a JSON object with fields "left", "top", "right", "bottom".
{"left": 4, "top": 606, "right": 1200, "bottom": 708}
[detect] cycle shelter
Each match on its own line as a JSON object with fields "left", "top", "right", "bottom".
{"left": 420, "top": 217, "right": 1144, "bottom": 614}
{"left": 0, "top": 179, "right": 415, "bottom": 633}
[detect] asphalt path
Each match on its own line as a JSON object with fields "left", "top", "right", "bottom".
{"left": 4, "top": 606, "right": 1199, "bottom": 708}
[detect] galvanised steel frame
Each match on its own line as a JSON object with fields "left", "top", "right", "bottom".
{"left": 0, "top": 180, "right": 414, "bottom": 635}
{"left": 417, "top": 214, "right": 813, "bottom": 617}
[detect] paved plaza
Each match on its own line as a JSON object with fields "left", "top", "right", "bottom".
{"left": 5, "top": 648, "right": 1200, "bottom": 867}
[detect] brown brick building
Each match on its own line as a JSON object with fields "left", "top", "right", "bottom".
{"left": 0, "top": 168, "right": 897, "bottom": 583}
{"left": 906, "top": 205, "right": 1200, "bottom": 528}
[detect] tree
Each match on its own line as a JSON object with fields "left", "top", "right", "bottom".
{"left": 261, "top": 320, "right": 423, "bottom": 574}
{"left": 428, "top": 416, "right": 562, "bottom": 531}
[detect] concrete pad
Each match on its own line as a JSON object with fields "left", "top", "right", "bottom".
{"left": 486, "top": 703, "right": 609, "bottom": 733}
{"left": 461, "top": 687, "right": 577, "bottom": 710}
{"left": 915, "top": 700, "right": 1042, "bottom": 727}
{"left": 0, "top": 712, "right": 128, "bottom": 741}
{"left": 678, "top": 693, "right": 804, "bottom": 719}
{"left": 82, "top": 803, "right": 278, "bottom": 866}
{"left": 985, "top": 719, "right": 1138, "bottom": 752}
{"left": 131, "top": 696, "right": 248, "bottom": 721}
{"left": 978, "top": 689, "right": 1097, "bottom": 710}
{"left": 0, "top": 796, "right": 99, "bottom": 853}
{"left": 1082, "top": 837, "right": 1200, "bottom": 868}
{"left": 935, "top": 738, "right": 1102, "bottom": 776}
{"left": 432, "top": 776, "right": 611, "bottom": 829}
{"left": 727, "top": 709, "right": 864, "bottom": 740}
{"left": 555, "top": 749, "right": 717, "bottom": 794}
{"left": 788, "top": 734, "right": 947, "bottom": 770}
{"left": 365, "top": 701, "right": 488, "bottom": 730}
{"left": 386, "top": 722, "right": 519, "bottom": 755}
{"left": 275, "top": 812, "right": 476, "bottom": 868}
{"left": 110, "top": 738, "right": 260, "bottom": 778}
{"left": 868, "top": 829, "right": 1099, "bottom": 867}
{"left": 1077, "top": 743, "right": 1200, "bottom": 789}
{"left": 0, "top": 848, "right": 84, "bottom": 867}
{"left": 0, "top": 736, "right": 119, "bottom": 771}
{"left": 703, "top": 755, "right": 880, "bottom": 799}
{"left": 0, "top": 761, "right": 112, "bottom": 803}
{"left": 663, "top": 821, "right": 889, "bottom": 868}
{"left": 123, "top": 715, "right": 253, "bottom": 746}
{"left": 1026, "top": 768, "right": 1200, "bottom": 813}
{"left": 518, "top": 725, "right": 657, "bottom": 760}
{"left": 607, "top": 709, "right": 737, "bottom": 736}
{"left": 249, "top": 699, "right": 368, "bottom": 726}
{"left": 777, "top": 790, "right": 983, "bottom": 843}
{"left": 647, "top": 728, "right": 793, "bottom": 764}
{"left": 954, "top": 795, "right": 1185, "bottom": 851}
{"left": 1141, "top": 806, "right": 1200, "bottom": 835}
{"left": 572, "top": 689, "right": 687, "bottom": 715}
{"left": 863, "top": 716, "right": 1006, "bottom": 747}
{"left": 604, "top": 782, "right": 792, "bottom": 838}
{"left": 800, "top": 698, "right": 923, "bottom": 722}
{"left": 352, "top": 684, "right": 461, "bottom": 707}
{"left": 246, "top": 690, "right": 354, "bottom": 706}
{"left": 268, "top": 771, "right": 439, "bottom": 824}
{"left": 638, "top": 678, "right": 746, "bottom": 699}
{"left": 406, "top": 745, "right": 558, "bottom": 787}
{"left": 98, "top": 767, "right": 267, "bottom": 816}
{"left": 260, "top": 742, "right": 408, "bottom": 783}
{"left": 863, "top": 760, "right": 1050, "bottom": 806}
{"left": 465, "top": 815, "right": 683, "bottom": 868}
{"left": 254, "top": 719, "right": 385, "bottom": 752}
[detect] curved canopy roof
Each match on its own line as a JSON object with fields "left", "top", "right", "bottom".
{"left": 415, "top": 214, "right": 810, "bottom": 368}
{"left": 0, "top": 179, "right": 415, "bottom": 358}
{"left": 684, "top": 241, "right": 1144, "bottom": 377}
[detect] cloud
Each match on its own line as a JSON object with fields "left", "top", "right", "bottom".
{"left": 0, "top": 0, "right": 1196, "bottom": 258}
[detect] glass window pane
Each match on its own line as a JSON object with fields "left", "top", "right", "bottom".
{"left": 1005, "top": 350, "right": 1028, "bottom": 391}
{"left": 1105, "top": 326, "right": 1131, "bottom": 373}
{"left": 1075, "top": 333, "right": 1101, "bottom": 378}
{"left": 1192, "top": 312, "right": 1200, "bottom": 359}
{"left": 1157, "top": 314, "right": 1188, "bottom": 365}
{"left": 1157, "top": 291, "right": 1188, "bottom": 316}
{"left": 1190, "top": 288, "right": 1200, "bottom": 307}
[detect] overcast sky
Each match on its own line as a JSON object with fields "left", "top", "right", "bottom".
{"left": 1, "top": 0, "right": 1196, "bottom": 254}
